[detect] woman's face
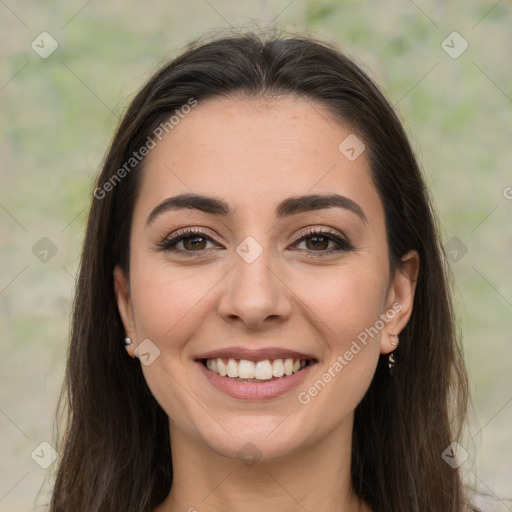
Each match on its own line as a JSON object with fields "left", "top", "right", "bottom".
{"left": 114, "top": 96, "right": 418, "bottom": 462}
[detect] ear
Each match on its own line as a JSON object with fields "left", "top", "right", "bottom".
{"left": 380, "top": 250, "right": 420, "bottom": 354}
{"left": 113, "top": 265, "right": 137, "bottom": 358}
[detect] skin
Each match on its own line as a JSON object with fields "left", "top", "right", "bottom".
{"left": 114, "top": 96, "right": 419, "bottom": 512}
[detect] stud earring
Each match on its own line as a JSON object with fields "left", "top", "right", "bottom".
{"left": 388, "top": 333, "right": 399, "bottom": 347}
{"left": 124, "top": 337, "right": 138, "bottom": 359}
{"left": 388, "top": 353, "right": 396, "bottom": 375}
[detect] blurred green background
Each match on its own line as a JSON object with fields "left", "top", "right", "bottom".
{"left": 1, "top": 1, "right": 511, "bottom": 510}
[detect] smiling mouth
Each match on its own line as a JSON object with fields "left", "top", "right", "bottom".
{"left": 201, "top": 357, "right": 314, "bottom": 382}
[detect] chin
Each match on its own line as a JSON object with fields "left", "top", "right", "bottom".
{"left": 189, "top": 411, "right": 319, "bottom": 464}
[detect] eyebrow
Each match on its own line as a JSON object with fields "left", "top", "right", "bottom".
{"left": 146, "top": 192, "right": 368, "bottom": 226}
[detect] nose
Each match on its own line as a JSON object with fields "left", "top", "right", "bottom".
{"left": 217, "top": 243, "right": 292, "bottom": 331}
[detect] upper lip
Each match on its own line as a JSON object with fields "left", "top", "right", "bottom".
{"left": 195, "top": 347, "right": 317, "bottom": 361}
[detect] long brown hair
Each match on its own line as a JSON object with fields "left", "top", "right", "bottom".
{"left": 48, "top": 31, "right": 475, "bottom": 511}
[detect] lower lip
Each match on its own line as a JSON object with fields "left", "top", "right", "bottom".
{"left": 196, "top": 361, "right": 313, "bottom": 400}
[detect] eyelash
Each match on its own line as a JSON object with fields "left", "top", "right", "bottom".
{"left": 157, "top": 227, "right": 354, "bottom": 257}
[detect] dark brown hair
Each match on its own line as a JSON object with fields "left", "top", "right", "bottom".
{"left": 48, "top": 31, "right": 475, "bottom": 511}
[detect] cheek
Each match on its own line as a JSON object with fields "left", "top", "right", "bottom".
{"left": 290, "top": 259, "right": 388, "bottom": 346}
{"left": 128, "top": 263, "right": 220, "bottom": 428}
{"left": 129, "top": 263, "right": 216, "bottom": 349}
{"left": 289, "top": 262, "right": 387, "bottom": 409}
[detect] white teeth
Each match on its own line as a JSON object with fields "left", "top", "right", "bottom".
{"left": 255, "top": 360, "right": 273, "bottom": 380}
{"left": 204, "top": 357, "right": 309, "bottom": 380}
{"left": 238, "top": 359, "right": 255, "bottom": 379}
{"left": 227, "top": 358, "right": 238, "bottom": 378}
{"left": 272, "top": 359, "right": 284, "bottom": 377}
{"left": 217, "top": 358, "right": 227, "bottom": 377}
{"left": 283, "top": 358, "right": 294, "bottom": 376}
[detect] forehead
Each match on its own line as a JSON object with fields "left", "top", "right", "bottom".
{"left": 136, "top": 96, "right": 383, "bottom": 224}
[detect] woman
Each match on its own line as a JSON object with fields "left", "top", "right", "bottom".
{"left": 49, "top": 31, "right": 477, "bottom": 511}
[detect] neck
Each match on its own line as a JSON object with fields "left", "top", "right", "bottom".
{"left": 155, "top": 415, "right": 371, "bottom": 512}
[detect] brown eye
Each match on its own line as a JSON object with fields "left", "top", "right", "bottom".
{"left": 292, "top": 229, "right": 354, "bottom": 255}
{"left": 304, "top": 235, "right": 331, "bottom": 251}
{"left": 182, "top": 236, "right": 208, "bottom": 251}
{"left": 157, "top": 229, "right": 219, "bottom": 254}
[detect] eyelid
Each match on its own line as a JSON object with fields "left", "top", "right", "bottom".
{"left": 293, "top": 226, "right": 346, "bottom": 242}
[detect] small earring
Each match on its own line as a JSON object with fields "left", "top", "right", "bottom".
{"left": 124, "top": 337, "right": 138, "bottom": 359}
{"left": 388, "top": 353, "right": 396, "bottom": 375}
{"left": 389, "top": 333, "right": 399, "bottom": 347}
